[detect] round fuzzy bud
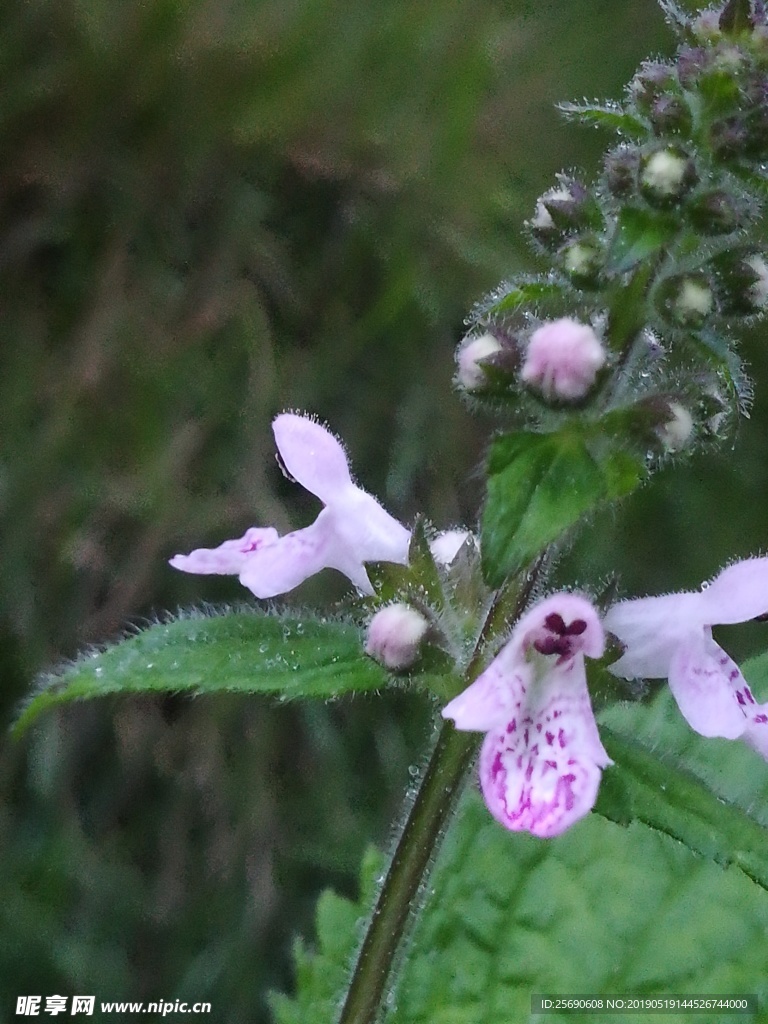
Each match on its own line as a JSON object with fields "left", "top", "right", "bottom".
{"left": 365, "top": 604, "right": 429, "bottom": 671}
{"left": 712, "top": 252, "right": 768, "bottom": 314}
{"left": 710, "top": 115, "right": 750, "bottom": 160}
{"left": 660, "top": 275, "right": 714, "bottom": 325}
{"left": 559, "top": 238, "right": 603, "bottom": 289}
{"left": 692, "top": 8, "right": 723, "bottom": 40}
{"left": 456, "top": 333, "right": 502, "bottom": 391}
{"left": 640, "top": 147, "right": 697, "bottom": 205}
{"left": 649, "top": 94, "right": 692, "bottom": 136}
{"left": 687, "top": 189, "right": 743, "bottom": 234}
{"left": 605, "top": 146, "right": 639, "bottom": 198}
{"left": 658, "top": 402, "right": 694, "bottom": 452}
{"left": 521, "top": 318, "right": 606, "bottom": 402}
{"left": 739, "top": 74, "right": 768, "bottom": 158}
{"left": 629, "top": 61, "right": 678, "bottom": 115}
{"left": 677, "top": 46, "right": 713, "bottom": 88}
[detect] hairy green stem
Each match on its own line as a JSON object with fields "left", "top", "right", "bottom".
{"left": 337, "top": 720, "right": 479, "bottom": 1024}
{"left": 337, "top": 562, "right": 545, "bottom": 1024}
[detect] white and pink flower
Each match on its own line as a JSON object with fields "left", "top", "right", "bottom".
{"left": 170, "top": 413, "right": 410, "bottom": 598}
{"left": 605, "top": 558, "right": 768, "bottom": 758}
{"left": 442, "top": 594, "right": 610, "bottom": 838}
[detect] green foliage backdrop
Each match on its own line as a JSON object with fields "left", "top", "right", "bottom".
{"left": 4, "top": 0, "right": 768, "bottom": 1021}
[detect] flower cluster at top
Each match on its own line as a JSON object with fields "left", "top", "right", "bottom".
{"left": 448, "top": 0, "right": 768, "bottom": 487}
{"left": 172, "top": 413, "right": 768, "bottom": 839}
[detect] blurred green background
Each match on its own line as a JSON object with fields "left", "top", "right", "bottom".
{"left": 3, "top": 0, "right": 768, "bottom": 1020}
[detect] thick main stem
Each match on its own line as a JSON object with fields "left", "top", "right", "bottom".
{"left": 338, "top": 563, "right": 545, "bottom": 1024}
{"left": 337, "top": 720, "right": 479, "bottom": 1024}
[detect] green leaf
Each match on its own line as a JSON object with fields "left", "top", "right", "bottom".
{"left": 279, "top": 788, "right": 768, "bottom": 1024}
{"left": 606, "top": 205, "right": 679, "bottom": 273}
{"left": 269, "top": 847, "right": 386, "bottom": 1024}
{"left": 596, "top": 727, "right": 768, "bottom": 889}
{"left": 482, "top": 432, "right": 642, "bottom": 588}
{"left": 15, "top": 608, "right": 390, "bottom": 734}
{"left": 392, "top": 793, "right": 768, "bottom": 1021}
{"left": 719, "top": 0, "right": 753, "bottom": 37}
{"left": 558, "top": 100, "right": 646, "bottom": 137}
{"left": 596, "top": 667, "right": 768, "bottom": 889}
{"left": 601, "top": 447, "right": 646, "bottom": 498}
{"left": 476, "top": 279, "right": 565, "bottom": 318}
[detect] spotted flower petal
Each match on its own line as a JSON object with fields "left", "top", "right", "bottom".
{"left": 443, "top": 593, "right": 609, "bottom": 838}
{"left": 479, "top": 659, "right": 610, "bottom": 838}
{"left": 668, "top": 631, "right": 754, "bottom": 740}
{"left": 169, "top": 527, "right": 279, "bottom": 575}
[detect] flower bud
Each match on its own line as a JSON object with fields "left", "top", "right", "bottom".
{"left": 365, "top": 603, "right": 429, "bottom": 671}
{"left": 711, "top": 251, "right": 768, "bottom": 314}
{"left": 604, "top": 146, "right": 639, "bottom": 198}
{"left": 658, "top": 402, "right": 695, "bottom": 452}
{"left": 701, "top": 384, "right": 730, "bottom": 436}
{"left": 649, "top": 94, "right": 693, "bottom": 136}
{"left": 521, "top": 318, "right": 606, "bottom": 402}
{"left": 747, "top": 255, "right": 768, "bottom": 308}
{"left": 531, "top": 186, "right": 572, "bottom": 229}
{"left": 628, "top": 395, "right": 695, "bottom": 453}
{"left": 456, "top": 333, "right": 503, "bottom": 391}
{"left": 660, "top": 275, "right": 714, "bottom": 325}
{"left": 640, "top": 147, "right": 697, "bottom": 206}
{"left": 710, "top": 114, "right": 750, "bottom": 160}
{"left": 630, "top": 62, "right": 678, "bottom": 114}
{"left": 677, "top": 46, "right": 713, "bottom": 88}
{"left": 692, "top": 8, "right": 723, "bottom": 40}
{"left": 528, "top": 177, "right": 595, "bottom": 246}
{"left": 559, "top": 237, "right": 603, "bottom": 289}
{"left": 687, "top": 189, "right": 744, "bottom": 234}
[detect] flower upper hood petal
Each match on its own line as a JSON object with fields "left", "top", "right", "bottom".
{"left": 605, "top": 591, "right": 704, "bottom": 679}
{"left": 272, "top": 413, "right": 353, "bottom": 503}
{"left": 698, "top": 557, "right": 768, "bottom": 624}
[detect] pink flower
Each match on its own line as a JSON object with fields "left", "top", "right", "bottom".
{"left": 170, "top": 413, "right": 410, "bottom": 598}
{"left": 442, "top": 594, "right": 610, "bottom": 838}
{"left": 605, "top": 559, "right": 768, "bottom": 758}
{"left": 521, "top": 317, "right": 605, "bottom": 401}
